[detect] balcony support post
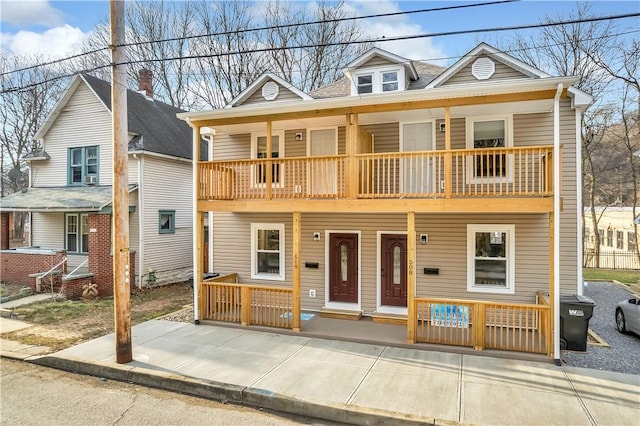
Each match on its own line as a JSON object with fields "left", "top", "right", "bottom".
{"left": 346, "top": 113, "right": 359, "bottom": 198}
{"left": 444, "top": 107, "right": 452, "bottom": 198}
{"left": 266, "top": 121, "right": 273, "bottom": 200}
{"left": 406, "top": 211, "right": 416, "bottom": 344}
{"left": 292, "top": 211, "right": 301, "bottom": 332}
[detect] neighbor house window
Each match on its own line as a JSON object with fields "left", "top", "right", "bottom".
{"left": 466, "top": 116, "right": 513, "bottom": 182}
{"left": 251, "top": 223, "right": 285, "bottom": 281}
{"left": 68, "top": 146, "right": 98, "bottom": 185}
{"left": 467, "top": 224, "right": 515, "bottom": 294}
{"left": 65, "top": 213, "right": 89, "bottom": 253}
{"left": 606, "top": 228, "right": 613, "bottom": 247}
{"left": 616, "top": 231, "right": 624, "bottom": 250}
{"left": 628, "top": 231, "right": 637, "bottom": 252}
{"left": 158, "top": 210, "right": 175, "bottom": 234}
{"left": 252, "top": 132, "right": 284, "bottom": 187}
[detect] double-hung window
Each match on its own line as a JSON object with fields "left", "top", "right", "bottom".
{"left": 381, "top": 71, "right": 398, "bottom": 92}
{"left": 616, "top": 231, "right": 624, "bottom": 250}
{"left": 357, "top": 74, "right": 373, "bottom": 94}
{"left": 466, "top": 116, "right": 513, "bottom": 182}
{"left": 628, "top": 231, "right": 637, "bottom": 252}
{"left": 252, "top": 132, "right": 284, "bottom": 187}
{"left": 69, "top": 146, "right": 99, "bottom": 185}
{"left": 467, "top": 224, "right": 515, "bottom": 294}
{"left": 251, "top": 223, "right": 285, "bottom": 281}
{"left": 66, "top": 213, "right": 89, "bottom": 253}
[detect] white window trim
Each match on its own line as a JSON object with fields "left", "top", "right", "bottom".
{"left": 351, "top": 66, "right": 405, "bottom": 95}
{"left": 467, "top": 224, "right": 515, "bottom": 295}
{"left": 251, "top": 131, "right": 285, "bottom": 189}
{"left": 465, "top": 115, "right": 514, "bottom": 184}
{"left": 251, "top": 223, "right": 285, "bottom": 281}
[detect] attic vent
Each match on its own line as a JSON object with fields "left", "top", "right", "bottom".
{"left": 472, "top": 57, "right": 495, "bottom": 80}
{"left": 262, "top": 81, "right": 279, "bottom": 101}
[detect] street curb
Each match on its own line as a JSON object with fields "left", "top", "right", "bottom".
{"left": 30, "top": 355, "right": 443, "bottom": 426}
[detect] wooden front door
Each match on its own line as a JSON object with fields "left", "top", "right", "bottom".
{"left": 329, "top": 233, "right": 358, "bottom": 303}
{"left": 381, "top": 234, "right": 407, "bottom": 307}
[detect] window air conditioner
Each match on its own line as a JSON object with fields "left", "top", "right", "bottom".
{"left": 84, "top": 175, "right": 97, "bottom": 185}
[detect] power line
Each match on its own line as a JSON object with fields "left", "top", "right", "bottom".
{"left": 2, "top": 12, "right": 638, "bottom": 94}
{"left": 2, "top": 0, "right": 518, "bottom": 77}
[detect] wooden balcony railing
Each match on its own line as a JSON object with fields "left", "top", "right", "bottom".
{"left": 415, "top": 297, "right": 550, "bottom": 354}
{"left": 199, "top": 274, "right": 294, "bottom": 329}
{"left": 197, "top": 146, "right": 554, "bottom": 201}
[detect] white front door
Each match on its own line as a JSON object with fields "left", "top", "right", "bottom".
{"left": 308, "top": 128, "right": 338, "bottom": 196}
{"left": 401, "top": 121, "right": 435, "bottom": 194}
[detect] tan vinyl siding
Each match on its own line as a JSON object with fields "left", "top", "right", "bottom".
{"left": 435, "top": 118, "right": 465, "bottom": 150}
{"left": 284, "top": 129, "right": 305, "bottom": 157}
{"left": 140, "top": 155, "right": 193, "bottom": 273}
{"left": 212, "top": 212, "right": 550, "bottom": 315}
{"left": 240, "top": 82, "right": 304, "bottom": 106}
{"left": 212, "top": 133, "right": 250, "bottom": 160}
{"left": 514, "top": 112, "right": 553, "bottom": 146}
{"left": 34, "top": 82, "right": 112, "bottom": 187}
{"left": 363, "top": 123, "right": 399, "bottom": 152}
{"left": 441, "top": 55, "right": 530, "bottom": 86}
{"left": 360, "top": 56, "right": 397, "bottom": 68}
{"left": 559, "top": 98, "right": 578, "bottom": 295}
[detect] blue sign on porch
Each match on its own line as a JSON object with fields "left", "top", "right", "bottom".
{"left": 430, "top": 304, "right": 469, "bottom": 328}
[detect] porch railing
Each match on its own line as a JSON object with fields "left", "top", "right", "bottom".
{"left": 415, "top": 297, "right": 550, "bottom": 354}
{"left": 198, "top": 146, "right": 553, "bottom": 201}
{"left": 199, "top": 273, "right": 294, "bottom": 329}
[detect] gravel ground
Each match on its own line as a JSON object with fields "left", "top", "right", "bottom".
{"left": 562, "top": 281, "right": 640, "bottom": 375}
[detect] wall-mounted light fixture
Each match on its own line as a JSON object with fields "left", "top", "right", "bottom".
{"left": 420, "top": 234, "right": 428, "bottom": 245}
{"left": 313, "top": 232, "right": 320, "bottom": 241}
{"left": 295, "top": 132, "right": 303, "bottom": 141}
{"left": 439, "top": 123, "right": 446, "bottom": 132}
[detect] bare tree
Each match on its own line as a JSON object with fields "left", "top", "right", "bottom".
{"left": 0, "top": 55, "right": 66, "bottom": 240}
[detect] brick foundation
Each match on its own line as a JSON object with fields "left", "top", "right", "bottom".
{"left": 62, "top": 277, "right": 94, "bottom": 300}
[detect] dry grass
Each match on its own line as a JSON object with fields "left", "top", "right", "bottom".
{"left": 1, "top": 282, "right": 193, "bottom": 353}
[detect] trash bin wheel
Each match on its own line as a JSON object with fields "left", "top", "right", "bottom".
{"left": 560, "top": 337, "right": 567, "bottom": 350}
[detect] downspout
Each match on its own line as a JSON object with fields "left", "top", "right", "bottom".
{"left": 135, "top": 153, "right": 144, "bottom": 289}
{"left": 553, "top": 83, "right": 563, "bottom": 365}
{"left": 189, "top": 120, "right": 200, "bottom": 323}
{"left": 206, "top": 133, "right": 214, "bottom": 274}
{"left": 575, "top": 107, "right": 584, "bottom": 296}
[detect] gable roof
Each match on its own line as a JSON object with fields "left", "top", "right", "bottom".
{"left": 427, "top": 43, "right": 551, "bottom": 88}
{"left": 343, "top": 48, "right": 419, "bottom": 80}
{"left": 226, "top": 72, "right": 312, "bottom": 108}
{"left": 35, "top": 74, "right": 202, "bottom": 160}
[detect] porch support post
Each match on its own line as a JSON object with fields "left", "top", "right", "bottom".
{"left": 444, "top": 106, "right": 452, "bottom": 199}
{"left": 552, "top": 83, "right": 563, "bottom": 364}
{"left": 266, "top": 121, "right": 273, "bottom": 200}
{"left": 406, "top": 211, "right": 416, "bottom": 344}
{"left": 192, "top": 124, "right": 202, "bottom": 322}
{"left": 292, "top": 211, "right": 301, "bottom": 332}
{"left": 346, "top": 113, "right": 359, "bottom": 199}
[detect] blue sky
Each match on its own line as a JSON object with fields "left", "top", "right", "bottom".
{"left": 1, "top": 0, "right": 638, "bottom": 64}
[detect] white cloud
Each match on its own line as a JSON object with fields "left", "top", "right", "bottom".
{"left": 1, "top": 0, "right": 64, "bottom": 27}
{"left": 1, "top": 25, "right": 87, "bottom": 59}
{"left": 347, "top": 0, "right": 448, "bottom": 65}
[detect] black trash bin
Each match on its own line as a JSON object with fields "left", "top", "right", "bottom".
{"left": 559, "top": 295, "right": 596, "bottom": 351}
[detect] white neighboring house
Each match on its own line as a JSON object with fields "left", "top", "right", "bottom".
{"left": 1, "top": 72, "right": 204, "bottom": 288}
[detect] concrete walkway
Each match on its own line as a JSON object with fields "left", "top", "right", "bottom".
{"left": 2, "top": 319, "right": 638, "bottom": 425}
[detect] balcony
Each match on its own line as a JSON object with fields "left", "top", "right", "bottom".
{"left": 197, "top": 146, "right": 554, "bottom": 211}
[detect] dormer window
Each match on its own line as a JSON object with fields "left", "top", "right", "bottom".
{"left": 382, "top": 71, "right": 398, "bottom": 92}
{"left": 352, "top": 67, "right": 404, "bottom": 95}
{"left": 357, "top": 74, "right": 373, "bottom": 94}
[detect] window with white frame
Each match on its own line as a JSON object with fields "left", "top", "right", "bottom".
{"left": 616, "top": 230, "right": 624, "bottom": 250}
{"left": 65, "top": 213, "right": 89, "bottom": 253}
{"left": 466, "top": 116, "right": 513, "bottom": 182}
{"left": 69, "top": 146, "right": 99, "bottom": 185}
{"left": 628, "top": 231, "right": 637, "bottom": 252}
{"left": 467, "top": 224, "right": 515, "bottom": 294}
{"left": 251, "top": 223, "right": 285, "bottom": 281}
{"left": 352, "top": 67, "right": 404, "bottom": 95}
{"left": 252, "top": 132, "right": 284, "bottom": 186}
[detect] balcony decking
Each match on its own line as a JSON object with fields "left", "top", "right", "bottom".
{"left": 198, "top": 146, "right": 554, "bottom": 213}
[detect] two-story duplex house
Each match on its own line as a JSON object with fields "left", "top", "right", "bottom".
{"left": 1, "top": 72, "right": 203, "bottom": 296}
{"left": 179, "top": 43, "right": 592, "bottom": 362}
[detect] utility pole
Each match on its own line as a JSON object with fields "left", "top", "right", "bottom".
{"left": 110, "top": 0, "right": 132, "bottom": 364}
